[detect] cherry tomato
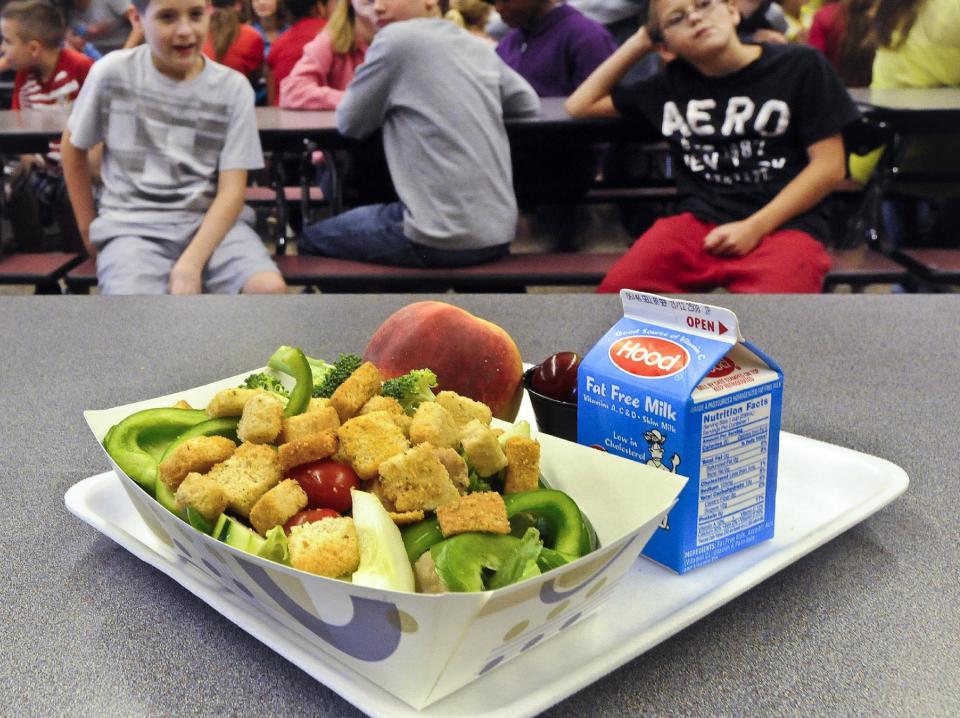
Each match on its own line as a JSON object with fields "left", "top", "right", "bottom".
{"left": 288, "top": 459, "right": 360, "bottom": 513}
{"left": 283, "top": 508, "right": 340, "bottom": 535}
{"left": 531, "top": 351, "right": 581, "bottom": 403}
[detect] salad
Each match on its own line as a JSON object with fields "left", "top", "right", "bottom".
{"left": 103, "top": 346, "right": 596, "bottom": 593}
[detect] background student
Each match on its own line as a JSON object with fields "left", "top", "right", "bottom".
{"left": 566, "top": 0, "right": 860, "bottom": 293}
{"left": 279, "top": 0, "right": 374, "bottom": 109}
{"left": 247, "top": 0, "right": 288, "bottom": 103}
{"left": 495, "top": 0, "right": 617, "bottom": 97}
{"left": 61, "top": 0, "right": 286, "bottom": 295}
{"left": 849, "top": 0, "right": 960, "bottom": 248}
{"left": 265, "top": 0, "right": 326, "bottom": 104}
{"left": 203, "top": 0, "right": 264, "bottom": 85}
{"left": 69, "top": 0, "right": 133, "bottom": 54}
{"left": 806, "top": 0, "right": 875, "bottom": 87}
{"left": 299, "top": 0, "right": 540, "bottom": 267}
{"left": 1, "top": 0, "right": 93, "bottom": 254}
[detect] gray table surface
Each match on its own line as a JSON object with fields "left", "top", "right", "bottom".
{"left": 2, "top": 294, "right": 957, "bottom": 717}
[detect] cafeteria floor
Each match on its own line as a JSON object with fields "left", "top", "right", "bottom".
{"left": 0, "top": 205, "right": 908, "bottom": 294}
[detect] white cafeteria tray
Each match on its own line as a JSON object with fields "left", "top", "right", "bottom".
{"left": 65, "top": 429, "right": 908, "bottom": 717}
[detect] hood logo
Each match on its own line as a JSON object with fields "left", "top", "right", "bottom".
{"left": 609, "top": 337, "right": 689, "bottom": 378}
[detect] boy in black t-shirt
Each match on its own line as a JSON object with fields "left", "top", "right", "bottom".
{"left": 566, "top": 0, "right": 859, "bottom": 293}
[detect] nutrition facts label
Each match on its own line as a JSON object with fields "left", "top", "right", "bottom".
{"left": 696, "top": 394, "right": 772, "bottom": 546}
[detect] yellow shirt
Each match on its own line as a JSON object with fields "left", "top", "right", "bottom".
{"left": 871, "top": 0, "right": 960, "bottom": 88}
{"left": 850, "top": 0, "right": 960, "bottom": 182}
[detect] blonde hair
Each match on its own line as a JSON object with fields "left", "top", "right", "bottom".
{"left": 445, "top": 0, "right": 491, "bottom": 30}
{"left": 326, "top": 0, "right": 357, "bottom": 54}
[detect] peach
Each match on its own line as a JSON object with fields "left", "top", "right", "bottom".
{"left": 363, "top": 302, "right": 524, "bottom": 421}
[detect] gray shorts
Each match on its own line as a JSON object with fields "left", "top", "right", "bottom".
{"left": 94, "top": 211, "right": 279, "bottom": 295}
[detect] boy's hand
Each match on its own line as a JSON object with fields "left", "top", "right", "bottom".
{"left": 169, "top": 262, "right": 203, "bottom": 294}
{"left": 703, "top": 220, "right": 765, "bottom": 257}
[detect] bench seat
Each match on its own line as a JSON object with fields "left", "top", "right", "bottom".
{"left": 823, "top": 248, "right": 912, "bottom": 292}
{"left": 64, "top": 257, "right": 98, "bottom": 294}
{"left": 0, "top": 252, "right": 81, "bottom": 293}
{"left": 276, "top": 252, "right": 621, "bottom": 292}
{"left": 61, "top": 247, "right": 919, "bottom": 294}
{"left": 893, "top": 249, "right": 960, "bottom": 286}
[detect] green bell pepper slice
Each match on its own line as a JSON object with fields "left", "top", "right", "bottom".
{"left": 401, "top": 488, "right": 592, "bottom": 565}
{"left": 431, "top": 528, "right": 543, "bottom": 592}
{"left": 103, "top": 407, "right": 209, "bottom": 493}
{"left": 269, "top": 346, "right": 313, "bottom": 417}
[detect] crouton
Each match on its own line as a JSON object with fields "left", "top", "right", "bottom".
{"left": 360, "top": 399, "right": 413, "bottom": 437}
{"left": 391, "top": 412, "right": 413, "bottom": 438}
{"left": 435, "top": 446, "right": 469, "bottom": 493}
{"left": 288, "top": 517, "right": 360, "bottom": 577}
{"left": 277, "top": 430, "right": 338, "bottom": 473}
{"left": 330, "top": 362, "right": 383, "bottom": 422}
{"left": 206, "top": 388, "right": 267, "bottom": 417}
{"left": 207, "top": 442, "right": 282, "bottom": 518}
{"left": 360, "top": 395, "right": 405, "bottom": 416}
{"left": 460, "top": 419, "right": 508, "bottom": 478}
{"left": 503, "top": 436, "right": 541, "bottom": 494}
{"left": 436, "top": 492, "right": 511, "bottom": 537}
{"left": 174, "top": 471, "right": 228, "bottom": 523}
{"left": 307, "top": 398, "right": 333, "bottom": 413}
{"left": 409, "top": 402, "right": 460, "bottom": 450}
{"left": 435, "top": 391, "right": 492, "bottom": 428}
{"left": 389, "top": 509, "right": 426, "bottom": 526}
{"left": 378, "top": 443, "right": 460, "bottom": 512}
{"left": 337, "top": 411, "right": 410, "bottom": 481}
{"left": 236, "top": 392, "right": 284, "bottom": 444}
{"left": 172, "top": 399, "right": 193, "bottom": 410}
{"left": 158, "top": 435, "right": 236, "bottom": 491}
{"left": 249, "top": 478, "right": 309, "bottom": 535}
{"left": 279, "top": 406, "right": 340, "bottom": 444}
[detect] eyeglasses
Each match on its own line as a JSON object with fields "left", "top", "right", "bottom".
{"left": 660, "top": 0, "right": 722, "bottom": 32}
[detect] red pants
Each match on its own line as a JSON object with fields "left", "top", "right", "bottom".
{"left": 598, "top": 213, "right": 832, "bottom": 294}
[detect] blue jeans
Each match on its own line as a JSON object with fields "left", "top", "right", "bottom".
{"left": 299, "top": 201, "right": 509, "bottom": 268}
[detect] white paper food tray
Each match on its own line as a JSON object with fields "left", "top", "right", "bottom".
{"left": 77, "top": 370, "right": 686, "bottom": 709}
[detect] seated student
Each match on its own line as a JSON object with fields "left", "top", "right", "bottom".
{"left": 299, "top": 0, "right": 540, "bottom": 268}
{"left": 849, "top": 0, "right": 960, "bottom": 247}
{"left": 1, "top": 0, "right": 93, "bottom": 255}
{"left": 495, "top": 0, "right": 617, "bottom": 97}
{"left": 807, "top": 0, "right": 874, "bottom": 87}
{"left": 69, "top": 0, "right": 132, "bottom": 54}
{"left": 736, "top": 0, "right": 788, "bottom": 43}
{"left": 280, "top": 0, "right": 374, "bottom": 109}
{"left": 247, "top": 0, "right": 289, "bottom": 103}
{"left": 444, "top": 0, "right": 496, "bottom": 45}
{"left": 203, "top": 0, "right": 265, "bottom": 84}
{"left": 265, "top": 0, "right": 327, "bottom": 104}
{"left": 565, "top": 0, "right": 859, "bottom": 294}
{"left": 61, "top": 0, "right": 287, "bottom": 295}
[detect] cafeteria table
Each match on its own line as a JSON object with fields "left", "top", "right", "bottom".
{"left": 2, "top": 293, "right": 956, "bottom": 716}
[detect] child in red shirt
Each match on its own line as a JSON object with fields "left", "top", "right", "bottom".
{"left": 203, "top": 0, "right": 265, "bottom": 83}
{"left": 1, "top": 0, "right": 93, "bottom": 254}
{"left": 265, "top": 0, "right": 326, "bottom": 104}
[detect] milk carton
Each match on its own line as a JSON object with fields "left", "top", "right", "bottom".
{"left": 578, "top": 290, "right": 783, "bottom": 573}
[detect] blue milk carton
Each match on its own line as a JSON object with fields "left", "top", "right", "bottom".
{"left": 577, "top": 290, "right": 783, "bottom": 573}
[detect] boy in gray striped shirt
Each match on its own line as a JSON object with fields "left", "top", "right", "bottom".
{"left": 62, "top": 0, "right": 286, "bottom": 295}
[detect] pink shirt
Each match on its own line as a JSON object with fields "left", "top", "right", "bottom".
{"left": 278, "top": 30, "right": 366, "bottom": 110}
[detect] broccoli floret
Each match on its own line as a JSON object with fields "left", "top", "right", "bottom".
{"left": 267, "top": 345, "right": 334, "bottom": 394}
{"left": 381, "top": 369, "right": 438, "bottom": 415}
{"left": 312, "top": 353, "right": 364, "bottom": 398}
{"left": 241, "top": 372, "right": 290, "bottom": 398}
